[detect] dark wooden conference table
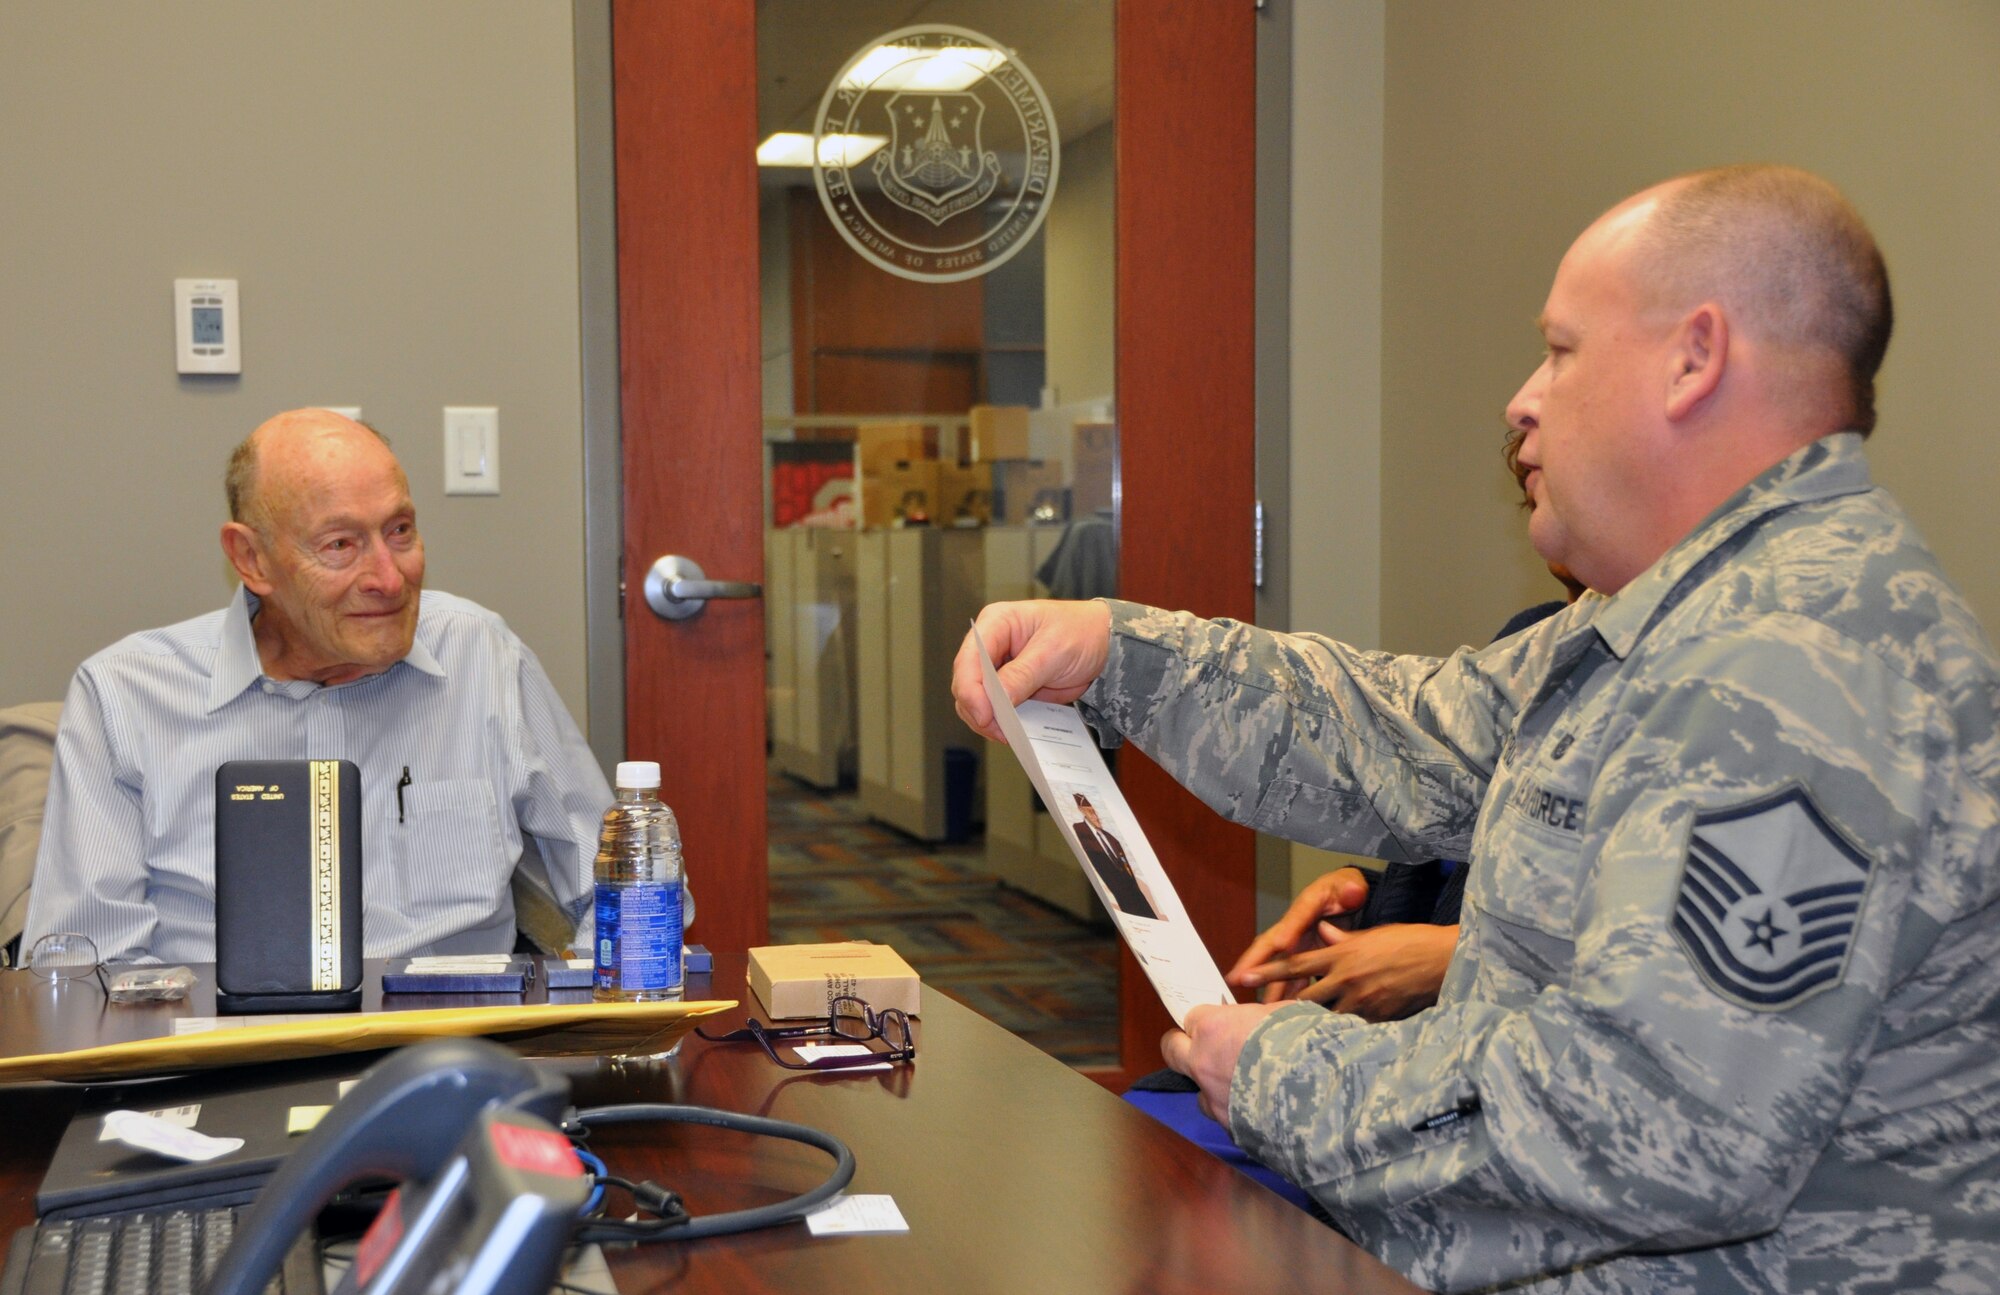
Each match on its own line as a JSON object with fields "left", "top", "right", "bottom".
{"left": 0, "top": 954, "right": 1422, "bottom": 1295}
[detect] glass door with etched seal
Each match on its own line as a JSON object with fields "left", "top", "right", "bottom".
{"left": 755, "top": 3, "right": 1120, "bottom": 1068}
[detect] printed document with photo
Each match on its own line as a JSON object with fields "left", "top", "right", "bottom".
{"left": 974, "top": 628, "right": 1235, "bottom": 1026}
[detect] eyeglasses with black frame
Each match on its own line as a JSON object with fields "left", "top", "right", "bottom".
{"left": 695, "top": 994, "right": 915, "bottom": 1071}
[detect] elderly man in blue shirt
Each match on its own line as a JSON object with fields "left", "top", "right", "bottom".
{"left": 23, "top": 408, "right": 612, "bottom": 962}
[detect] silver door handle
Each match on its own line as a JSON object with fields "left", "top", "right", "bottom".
{"left": 643, "top": 554, "right": 762, "bottom": 621}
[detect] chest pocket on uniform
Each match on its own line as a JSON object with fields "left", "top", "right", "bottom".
{"left": 1474, "top": 746, "right": 1592, "bottom": 940}
{"left": 393, "top": 779, "right": 510, "bottom": 916}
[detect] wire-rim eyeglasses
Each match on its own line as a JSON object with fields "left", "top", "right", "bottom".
{"left": 695, "top": 994, "right": 915, "bottom": 1071}
{"left": 24, "top": 932, "right": 109, "bottom": 993}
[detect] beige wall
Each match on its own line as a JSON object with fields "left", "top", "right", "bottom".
{"left": 1044, "top": 123, "right": 1117, "bottom": 408}
{"left": 1376, "top": 0, "right": 2000, "bottom": 657}
{"left": 0, "top": 3, "right": 591, "bottom": 724}
{"left": 1283, "top": 0, "right": 1387, "bottom": 896}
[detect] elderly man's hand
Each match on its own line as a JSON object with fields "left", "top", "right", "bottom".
{"left": 1226, "top": 867, "right": 1372, "bottom": 1002}
{"left": 951, "top": 600, "right": 1113, "bottom": 742}
{"left": 1160, "top": 1002, "right": 1283, "bottom": 1125}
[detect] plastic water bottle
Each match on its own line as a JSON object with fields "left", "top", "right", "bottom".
{"left": 592, "top": 761, "right": 684, "bottom": 1002}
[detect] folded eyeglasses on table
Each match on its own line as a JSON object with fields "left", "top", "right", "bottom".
{"left": 695, "top": 995, "right": 915, "bottom": 1070}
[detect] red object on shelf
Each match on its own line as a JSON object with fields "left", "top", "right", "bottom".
{"left": 772, "top": 461, "right": 853, "bottom": 527}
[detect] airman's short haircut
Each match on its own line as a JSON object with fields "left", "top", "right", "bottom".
{"left": 1635, "top": 164, "right": 1893, "bottom": 433}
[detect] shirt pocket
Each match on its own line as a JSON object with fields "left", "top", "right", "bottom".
{"left": 393, "top": 779, "right": 510, "bottom": 918}
{"left": 1474, "top": 757, "right": 1592, "bottom": 939}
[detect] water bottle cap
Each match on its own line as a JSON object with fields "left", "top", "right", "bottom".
{"left": 615, "top": 760, "right": 662, "bottom": 789}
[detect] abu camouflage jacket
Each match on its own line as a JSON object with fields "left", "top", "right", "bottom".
{"left": 1080, "top": 434, "right": 2000, "bottom": 1293}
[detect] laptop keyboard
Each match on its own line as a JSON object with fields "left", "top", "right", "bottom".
{"left": 1, "top": 1207, "right": 322, "bottom": 1295}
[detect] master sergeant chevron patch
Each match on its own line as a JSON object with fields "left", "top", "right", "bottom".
{"left": 1671, "top": 787, "right": 1874, "bottom": 1012}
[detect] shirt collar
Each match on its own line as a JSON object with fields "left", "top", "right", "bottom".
{"left": 1584, "top": 432, "right": 1874, "bottom": 660}
{"left": 205, "top": 586, "right": 445, "bottom": 713}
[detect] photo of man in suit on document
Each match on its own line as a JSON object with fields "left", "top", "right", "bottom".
{"left": 1070, "top": 793, "right": 1159, "bottom": 921}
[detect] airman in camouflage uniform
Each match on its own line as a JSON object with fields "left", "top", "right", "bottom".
{"left": 954, "top": 166, "right": 2000, "bottom": 1291}
{"left": 1079, "top": 430, "right": 2000, "bottom": 1289}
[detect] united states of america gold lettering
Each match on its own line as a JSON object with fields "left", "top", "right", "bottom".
{"left": 309, "top": 760, "right": 343, "bottom": 990}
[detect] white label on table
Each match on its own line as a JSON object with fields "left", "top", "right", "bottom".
{"left": 974, "top": 627, "right": 1237, "bottom": 1027}
{"left": 806, "top": 1193, "right": 910, "bottom": 1236}
{"left": 793, "top": 1042, "right": 891, "bottom": 1072}
{"left": 100, "top": 1109, "right": 244, "bottom": 1162}
{"left": 401, "top": 955, "right": 516, "bottom": 972}
{"left": 97, "top": 1103, "right": 199, "bottom": 1141}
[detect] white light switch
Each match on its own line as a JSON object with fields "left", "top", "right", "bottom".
{"left": 444, "top": 406, "right": 499, "bottom": 496}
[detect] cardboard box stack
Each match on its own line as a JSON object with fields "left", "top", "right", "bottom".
{"left": 966, "top": 405, "right": 1030, "bottom": 462}
{"left": 992, "top": 460, "right": 1066, "bottom": 523}
{"left": 936, "top": 461, "right": 992, "bottom": 526}
{"left": 857, "top": 422, "right": 939, "bottom": 529}
{"left": 850, "top": 407, "right": 1080, "bottom": 528}
{"left": 964, "top": 405, "right": 1057, "bottom": 524}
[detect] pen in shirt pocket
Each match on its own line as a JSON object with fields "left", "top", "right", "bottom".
{"left": 397, "top": 766, "right": 412, "bottom": 823}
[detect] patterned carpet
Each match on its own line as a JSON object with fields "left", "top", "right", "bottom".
{"left": 767, "top": 773, "right": 1120, "bottom": 1068}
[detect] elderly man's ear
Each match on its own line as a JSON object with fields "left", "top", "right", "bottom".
{"left": 1664, "top": 304, "right": 1728, "bottom": 422}
{"left": 220, "top": 522, "right": 276, "bottom": 596}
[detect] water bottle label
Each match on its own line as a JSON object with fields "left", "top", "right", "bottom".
{"left": 594, "top": 883, "right": 683, "bottom": 992}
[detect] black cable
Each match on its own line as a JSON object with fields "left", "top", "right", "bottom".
{"left": 565, "top": 1103, "right": 855, "bottom": 1244}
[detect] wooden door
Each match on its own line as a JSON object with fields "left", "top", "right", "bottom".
{"left": 614, "top": 3, "right": 767, "bottom": 958}
{"left": 614, "top": 0, "right": 1256, "bottom": 1086}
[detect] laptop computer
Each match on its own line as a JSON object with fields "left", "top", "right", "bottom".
{"left": 36, "top": 1057, "right": 370, "bottom": 1221}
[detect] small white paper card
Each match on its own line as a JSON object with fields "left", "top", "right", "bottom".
{"left": 98, "top": 1104, "right": 199, "bottom": 1141}
{"left": 794, "top": 1043, "right": 890, "bottom": 1072}
{"left": 974, "top": 626, "right": 1236, "bottom": 1027}
{"left": 401, "top": 955, "right": 516, "bottom": 972}
{"left": 100, "top": 1110, "right": 244, "bottom": 1163}
{"left": 807, "top": 1193, "right": 910, "bottom": 1236}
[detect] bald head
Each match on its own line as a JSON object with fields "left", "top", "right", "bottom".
{"left": 226, "top": 410, "right": 399, "bottom": 533}
{"left": 1626, "top": 164, "right": 1893, "bottom": 432}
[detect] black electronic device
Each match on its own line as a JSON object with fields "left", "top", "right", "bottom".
{"left": 205, "top": 1038, "right": 583, "bottom": 1295}
{"left": 0, "top": 1205, "right": 325, "bottom": 1295}
{"left": 36, "top": 1059, "right": 371, "bottom": 1221}
{"left": 214, "top": 759, "right": 365, "bottom": 1013}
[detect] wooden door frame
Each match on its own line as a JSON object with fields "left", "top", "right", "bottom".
{"left": 613, "top": 1, "right": 770, "bottom": 956}
{"left": 1109, "top": 2, "right": 1258, "bottom": 1086}
{"left": 609, "top": 0, "right": 1260, "bottom": 1082}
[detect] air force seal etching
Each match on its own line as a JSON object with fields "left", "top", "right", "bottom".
{"left": 878, "top": 94, "right": 1000, "bottom": 225}
{"left": 815, "top": 25, "right": 1058, "bottom": 283}
{"left": 1671, "top": 787, "right": 1873, "bottom": 1011}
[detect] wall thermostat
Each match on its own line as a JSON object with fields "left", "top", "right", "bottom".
{"left": 174, "top": 278, "right": 241, "bottom": 374}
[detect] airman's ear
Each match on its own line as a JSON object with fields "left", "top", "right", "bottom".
{"left": 1665, "top": 303, "right": 1728, "bottom": 422}
{"left": 220, "top": 522, "right": 275, "bottom": 595}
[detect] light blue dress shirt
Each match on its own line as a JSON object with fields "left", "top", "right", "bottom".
{"left": 23, "top": 587, "right": 612, "bottom": 962}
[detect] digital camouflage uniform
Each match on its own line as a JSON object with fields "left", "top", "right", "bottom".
{"left": 1079, "top": 435, "right": 2000, "bottom": 1293}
